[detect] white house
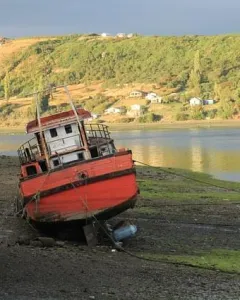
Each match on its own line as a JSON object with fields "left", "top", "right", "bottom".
{"left": 127, "top": 104, "right": 144, "bottom": 117}
{"left": 145, "top": 92, "right": 162, "bottom": 103}
{"left": 129, "top": 90, "right": 147, "bottom": 98}
{"left": 101, "top": 33, "right": 111, "bottom": 37}
{"left": 203, "top": 99, "right": 215, "bottom": 105}
{"left": 86, "top": 113, "right": 101, "bottom": 122}
{"left": 0, "top": 37, "right": 7, "bottom": 46}
{"left": 189, "top": 97, "right": 203, "bottom": 106}
{"left": 127, "top": 33, "right": 134, "bottom": 38}
{"left": 92, "top": 113, "right": 100, "bottom": 119}
{"left": 116, "top": 33, "right": 126, "bottom": 38}
{"left": 131, "top": 104, "right": 142, "bottom": 111}
{"left": 105, "top": 107, "right": 125, "bottom": 114}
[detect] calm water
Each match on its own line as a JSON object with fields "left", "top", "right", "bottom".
{"left": 1, "top": 128, "right": 240, "bottom": 182}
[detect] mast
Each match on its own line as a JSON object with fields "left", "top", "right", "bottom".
{"left": 64, "top": 86, "right": 91, "bottom": 159}
{"left": 34, "top": 93, "right": 51, "bottom": 169}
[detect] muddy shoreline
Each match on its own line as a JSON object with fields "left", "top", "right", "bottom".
{"left": 0, "top": 156, "right": 240, "bottom": 299}
{"left": 2, "top": 119, "right": 240, "bottom": 134}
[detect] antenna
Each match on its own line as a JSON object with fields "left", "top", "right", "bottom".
{"left": 34, "top": 92, "right": 51, "bottom": 169}
{"left": 64, "top": 86, "right": 91, "bottom": 158}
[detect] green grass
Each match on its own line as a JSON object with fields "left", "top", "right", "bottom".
{"left": 140, "top": 249, "right": 240, "bottom": 274}
{"left": 137, "top": 166, "right": 240, "bottom": 203}
{"left": 2, "top": 34, "right": 240, "bottom": 122}
{"left": 135, "top": 166, "right": 240, "bottom": 274}
{"left": 4, "top": 34, "right": 240, "bottom": 95}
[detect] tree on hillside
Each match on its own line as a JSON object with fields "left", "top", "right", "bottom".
{"left": 215, "top": 83, "right": 236, "bottom": 118}
{"left": 30, "top": 76, "right": 50, "bottom": 116}
{"left": 193, "top": 50, "right": 201, "bottom": 74}
{"left": 214, "top": 82, "right": 234, "bottom": 106}
{"left": 234, "top": 88, "right": 240, "bottom": 104}
{"left": 37, "top": 75, "right": 45, "bottom": 94}
{"left": 220, "top": 86, "right": 233, "bottom": 105}
{"left": 4, "top": 71, "right": 11, "bottom": 102}
{"left": 40, "top": 93, "right": 50, "bottom": 113}
{"left": 188, "top": 50, "right": 202, "bottom": 96}
{"left": 213, "top": 83, "right": 221, "bottom": 100}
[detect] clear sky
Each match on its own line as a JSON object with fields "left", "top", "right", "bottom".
{"left": 1, "top": 0, "right": 240, "bottom": 37}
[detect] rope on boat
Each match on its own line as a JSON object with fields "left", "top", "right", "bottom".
{"left": 66, "top": 178, "right": 240, "bottom": 275}
{"left": 15, "top": 170, "right": 51, "bottom": 217}
{"left": 79, "top": 207, "right": 240, "bottom": 275}
{"left": 134, "top": 159, "right": 240, "bottom": 194}
{"left": 14, "top": 160, "right": 240, "bottom": 275}
{"left": 69, "top": 171, "right": 90, "bottom": 222}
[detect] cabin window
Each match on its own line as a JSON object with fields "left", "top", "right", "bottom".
{"left": 50, "top": 128, "right": 58, "bottom": 138}
{"left": 78, "top": 152, "right": 85, "bottom": 161}
{"left": 53, "top": 159, "right": 60, "bottom": 167}
{"left": 90, "top": 146, "right": 99, "bottom": 158}
{"left": 39, "top": 160, "right": 47, "bottom": 172}
{"left": 65, "top": 124, "right": 72, "bottom": 134}
{"left": 26, "top": 165, "right": 37, "bottom": 176}
{"left": 110, "top": 142, "right": 116, "bottom": 153}
{"left": 100, "top": 146, "right": 109, "bottom": 155}
{"left": 24, "top": 148, "right": 31, "bottom": 160}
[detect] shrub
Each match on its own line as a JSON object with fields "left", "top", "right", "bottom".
{"left": 191, "top": 111, "right": 205, "bottom": 120}
{"left": 120, "top": 117, "right": 134, "bottom": 123}
{"left": 180, "top": 105, "right": 188, "bottom": 112}
{"left": 218, "top": 105, "right": 235, "bottom": 119}
{"left": 190, "top": 107, "right": 205, "bottom": 120}
{"left": 138, "top": 113, "right": 161, "bottom": 123}
{"left": 175, "top": 112, "right": 189, "bottom": 121}
{"left": 207, "top": 109, "right": 217, "bottom": 119}
{"left": 0, "top": 103, "right": 16, "bottom": 117}
{"left": 40, "top": 93, "right": 50, "bottom": 113}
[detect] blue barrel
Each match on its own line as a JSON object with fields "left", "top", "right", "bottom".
{"left": 113, "top": 225, "right": 137, "bottom": 241}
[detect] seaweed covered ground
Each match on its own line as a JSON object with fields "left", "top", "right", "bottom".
{"left": 0, "top": 156, "right": 240, "bottom": 299}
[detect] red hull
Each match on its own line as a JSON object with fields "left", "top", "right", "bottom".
{"left": 19, "top": 151, "right": 138, "bottom": 222}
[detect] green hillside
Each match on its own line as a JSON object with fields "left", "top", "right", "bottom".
{"left": 1, "top": 34, "right": 240, "bottom": 100}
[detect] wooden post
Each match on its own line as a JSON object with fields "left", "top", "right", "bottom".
{"left": 34, "top": 93, "right": 51, "bottom": 170}
{"left": 64, "top": 86, "right": 91, "bottom": 159}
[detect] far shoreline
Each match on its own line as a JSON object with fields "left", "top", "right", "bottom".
{"left": 1, "top": 119, "right": 240, "bottom": 134}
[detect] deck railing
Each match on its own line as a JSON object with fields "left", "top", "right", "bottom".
{"left": 85, "top": 124, "right": 111, "bottom": 141}
{"left": 17, "top": 137, "right": 41, "bottom": 164}
{"left": 17, "top": 124, "right": 112, "bottom": 164}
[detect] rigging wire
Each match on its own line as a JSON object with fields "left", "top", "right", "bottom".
{"left": 89, "top": 212, "right": 239, "bottom": 275}
{"left": 134, "top": 159, "right": 240, "bottom": 194}
{"left": 134, "top": 160, "right": 240, "bottom": 192}
{"left": 15, "top": 155, "right": 240, "bottom": 274}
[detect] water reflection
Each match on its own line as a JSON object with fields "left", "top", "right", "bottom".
{"left": 0, "top": 134, "right": 30, "bottom": 156}
{"left": 112, "top": 128, "right": 240, "bottom": 182}
{"left": 1, "top": 128, "right": 240, "bottom": 181}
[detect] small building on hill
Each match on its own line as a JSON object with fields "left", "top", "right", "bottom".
{"left": 203, "top": 99, "right": 215, "bottom": 105}
{"left": 189, "top": 97, "right": 203, "bottom": 106}
{"left": 0, "top": 36, "right": 7, "bottom": 46}
{"left": 145, "top": 92, "right": 162, "bottom": 103}
{"left": 130, "top": 104, "right": 142, "bottom": 111}
{"left": 105, "top": 106, "right": 125, "bottom": 114}
{"left": 129, "top": 90, "right": 147, "bottom": 98}
{"left": 128, "top": 104, "right": 144, "bottom": 117}
{"left": 91, "top": 113, "right": 100, "bottom": 119}
{"left": 86, "top": 113, "right": 101, "bottom": 122}
{"left": 101, "top": 33, "right": 111, "bottom": 37}
{"left": 116, "top": 33, "right": 126, "bottom": 38}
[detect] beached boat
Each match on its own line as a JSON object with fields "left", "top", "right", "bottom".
{"left": 16, "top": 89, "right": 139, "bottom": 225}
